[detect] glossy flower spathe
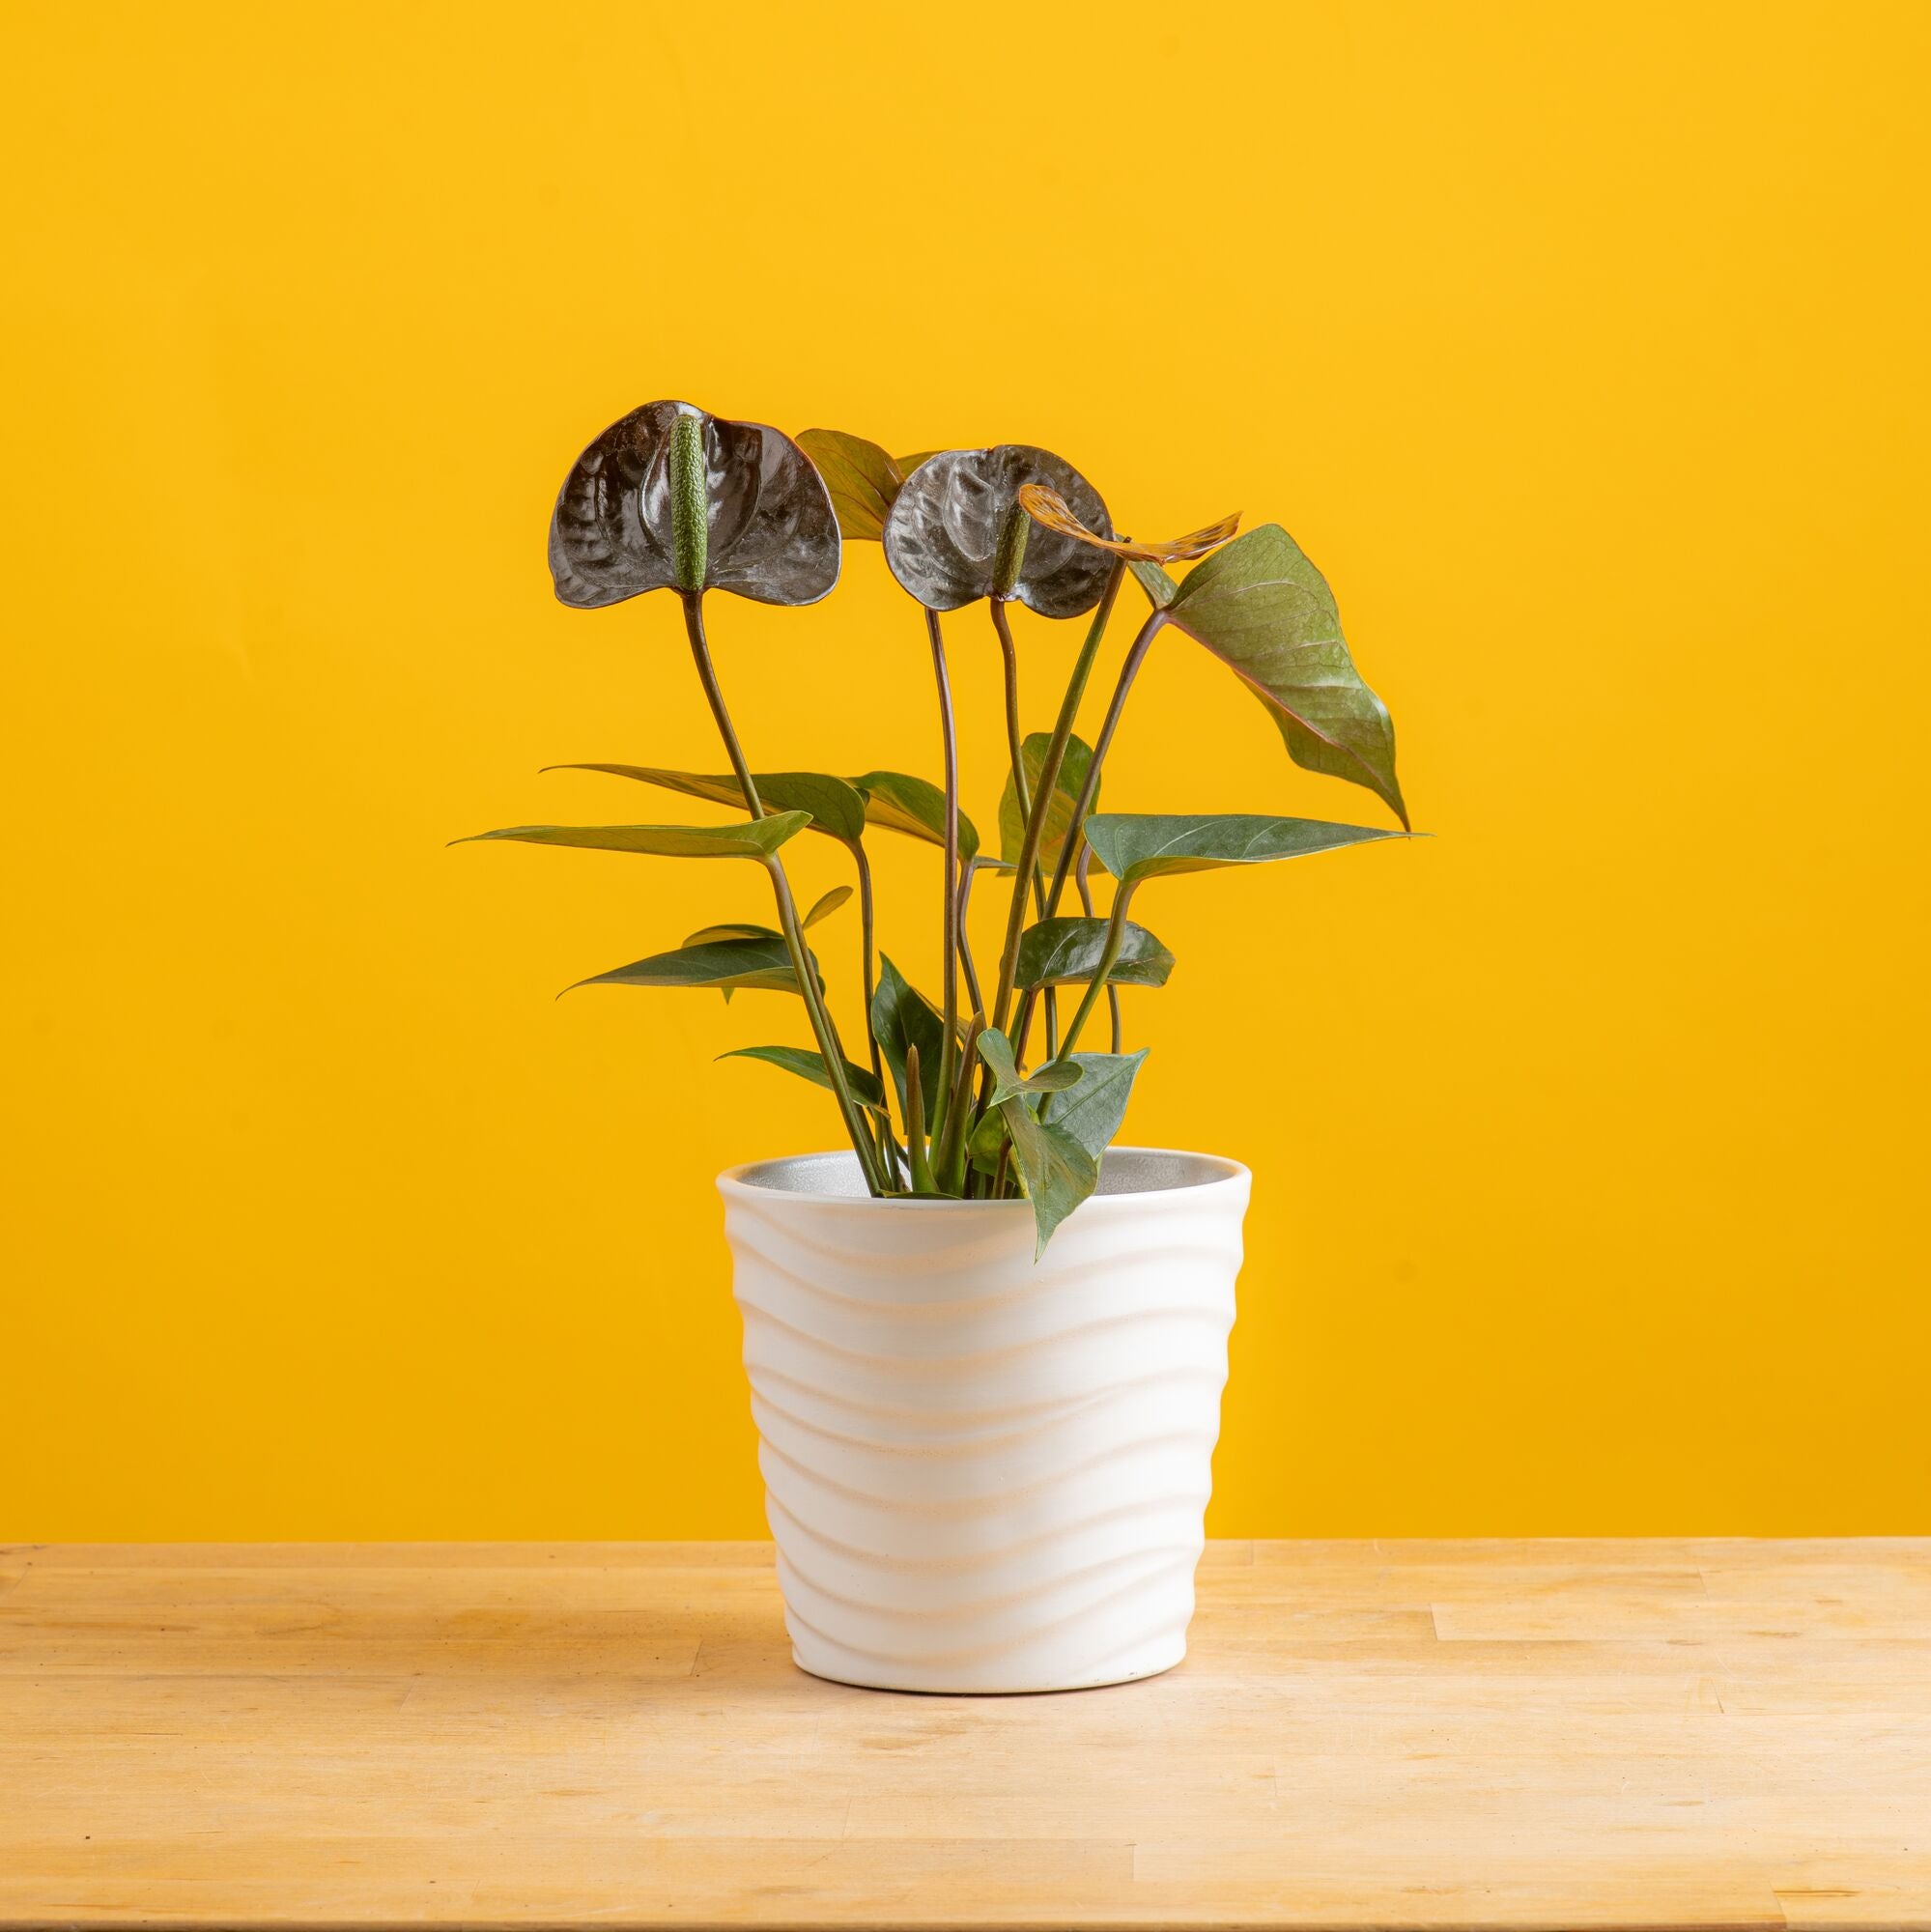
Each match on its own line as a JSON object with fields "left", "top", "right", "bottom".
{"left": 550, "top": 400, "right": 840, "bottom": 610}
{"left": 882, "top": 445, "right": 1113, "bottom": 619}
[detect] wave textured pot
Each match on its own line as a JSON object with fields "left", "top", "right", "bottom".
{"left": 720, "top": 1148, "right": 1250, "bottom": 1693}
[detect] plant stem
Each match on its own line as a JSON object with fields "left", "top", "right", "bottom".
{"left": 681, "top": 591, "right": 883, "bottom": 1195}
{"left": 1049, "top": 881, "right": 1138, "bottom": 1071}
{"left": 848, "top": 838, "right": 897, "bottom": 1185}
{"left": 955, "top": 861, "right": 985, "bottom": 1019}
{"left": 925, "top": 609, "right": 961, "bottom": 1158}
{"left": 850, "top": 839, "right": 880, "bottom": 1041}
{"left": 933, "top": 1013, "right": 980, "bottom": 1194}
{"left": 1045, "top": 605, "right": 1164, "bottom": 914}
{"left": 986, "top": 563, "right": 1128, "bottom": 1038}
{"left": 989, "top": 600, "right": 1046, "bottom": 920}
{"left": 1074, "top": 843, "right": 1123, "bottom": 1054}
{"left": 1010, "top": 603, "right": 1165, "bottom": 1069}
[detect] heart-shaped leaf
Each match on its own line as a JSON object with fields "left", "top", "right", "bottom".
{"left": 545, "top": 766, "right": 867, "bottom": 846}
{"left": 455, "top": 813, "right": 812, "bottom": 861}
{"left": 1084, "top": 812, "right": 1404, "bottom": 886}
{"left": 1159, "top": 525, "right": 1408, "bottom": 826}
{"left": 882, "top": 446, "right": 1114, "bottom": 618}
{"left": 849, "top": 770, "right": 983, "bottom": 865}
{"left": 1043, "top": 1049, "right": 1148, "bottom": 1162}
{"left": 1000, "top": 1099, "right": 1098, "bottom": 1258}
{"left": 796, "top": 429, "right": 914, "bottom": 543}
{"left": 1018, "top": 484, "right": 1239, "bottom": 564}
{"left": 998, "top": 731, "right": 1098, "bottom": 871}
{"left": 1015, "top": 916, "right": 1176, "bottom": 989}
{"left": 719, "top": 1045, "right": 890, "bottom": 1117}
{"left": 870, "top": 954, "right": 954, "bottom": 1118}
{"left": 975, "top": 1028, "right": 1084, "bottom": 1107}
{"left": 566, "top": 934, "right": 815, "bottom": 998}
{"left": 550, "top": 400, "right": 840, "bottom": 610}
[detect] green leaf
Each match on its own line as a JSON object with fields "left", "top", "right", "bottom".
{"left": 1015, "top": 916, "right": 1176, "bottom": 989}
{"left": 544, "top": 766, "right": 867, "bottom": 845}
{"left": 975, "top": 1028, "right": 1083, "bottom": 1107}
{"left": 1044, "top": 1050, "right": 1148, "bottom": 1163}
{"left": 967, "top": 1105, "right": 1009, "bottom": 1175}
{"left": 456, "top": 813, "right": 812, "bottom": 861}
{"left": 1000, "top": 1099, "right": 1098, "bottom": 1258}
{"left": 1160, "top": 524, "right": 1408, "bottom": 826}
{"left": 1084, "top": 812, "right": 1404, "bottom": 886}
{"left": 719, "top": 1044, "right": 890, "bottom": 1117}
{"left": 896, "top": 449, "right": 944, "bottom": 475}
{"left": 680, "top": 888, "right": 844, "bottom": 958}
{"left": 1128, "top": 558, "right": 1179, "bottom": 609}
{"left": 802, "top": 885, "right": 851, "bottom": 928}
{"left": 796, "top": 429, "right": 909, "bottom": 544}
{"left": 849, "top": 770, "right": 982, "bottom": 864}
{"left": 870, "top": 954, "right": 953, "bottom": 1118}
{"left": 566, "top": 934, "right": 814, "bottom": 998}
{"left": 998, "top": 731, "right": 1098, "bottom": 870}
{"left": 684, "top": 922, "right": 774, "bottom": 946}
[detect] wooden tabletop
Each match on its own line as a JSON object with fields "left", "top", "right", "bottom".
{"left": 2, "top": 1540, "right": 1927, "bottom": 1931}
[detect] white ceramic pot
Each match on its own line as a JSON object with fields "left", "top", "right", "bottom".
{"left": 718, "top": 1147, "right": 1250, "bottom": 1693}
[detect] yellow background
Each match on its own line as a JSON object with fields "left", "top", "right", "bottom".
{"left": 6, "top": 1, "right": 1926, "bottom": 1539}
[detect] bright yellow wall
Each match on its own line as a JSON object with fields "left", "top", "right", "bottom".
{"left": 6, "top": 1, "right": 1927, "bottom": 1539}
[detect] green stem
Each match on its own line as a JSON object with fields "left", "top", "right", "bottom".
{"left": 955, "top": 860, "right": 985, "bottom": 1019}
{"left": 848, "top": 839, "right": 898, "bottom": 1185}
{"left": 681, "top": 592, "right": 883, "bottom": 1195}
{"left": 989, "top": 600, "right": 1046, "bottom": 921}
{"left": 986, "top": 563, "right": 1127, "bottom": 1039}
{"left": 933, "top": 1013, "right": 980, "bottom": 1194}
{"left": 1074, "top": 844, "right": 1123, "bottom": 1054}
{"left": 1049, "top": 882, "right": 1137, "bottom": 1074}
{"left": 925, "top": 610, "right": 961, "bottom": 1156}
{"left": 1010, "top": 603, "right": 1164, "bottom": 1070}
{"left": 1045, "top": 604, "right": 1163, "bottom": 914}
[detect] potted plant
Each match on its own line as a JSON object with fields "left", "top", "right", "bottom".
{"left": 465, "top": 399, "right": 1412, "bottom": 1691}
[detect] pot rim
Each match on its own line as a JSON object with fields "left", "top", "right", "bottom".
{"left": 718, "top": 1145, "right": 1250, "bottom": 1210}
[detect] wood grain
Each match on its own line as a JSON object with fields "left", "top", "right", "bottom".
{"left": 1, "top": 1540, "right": 1926, "bottom": 1930}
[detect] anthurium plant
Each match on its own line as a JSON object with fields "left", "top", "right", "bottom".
{"left": 465, "top": 399, "right": 1413, "bottom": 1253}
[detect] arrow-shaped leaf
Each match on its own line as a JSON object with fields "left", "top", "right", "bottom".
{"left": 975, "top": 1028, "right": 1083, "bottom": 1107}
{"left": 849, "top": 770, "right": 982, "bottom": 865}
{"left": 544, "top": 766, "right": 867, "bottom": 845}
{"left": 565, "top": 934, "right": 816, "bottom": 997}
{"left": 719, "top": 1044, "right": 890, "bottom": 1117}
{"left": 1001, "top": 1099, "right": 1098, "bottom": 1258}
{"left": 685, "top": 887, "right": 846, "bottom": 954}
{"left": 1161, "top": 524, "right": 1408, "bottom": 827}
{"left": 1084, "top": 812, "right": 1404, "bottom": 886}
{"left": 684, "top": 922, "right": 773, "bottom": 947}
{"left": 1043, "top": 1049, "right": 1148, "bottom": 1162}
{"left": 678, "top": 889, "right": 847, "bottom": 1003}
{"left": 456, "top": 813, "right": 812, "bottom": 862}
{"left": 1015, "top": 915, "right": 1176, "bottom": 989}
